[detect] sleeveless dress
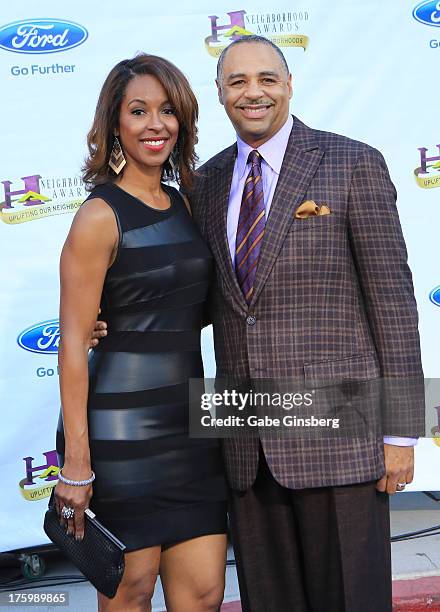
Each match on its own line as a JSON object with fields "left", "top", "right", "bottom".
{"left": 56, "top": 182, "right": 227, "bottom": 551}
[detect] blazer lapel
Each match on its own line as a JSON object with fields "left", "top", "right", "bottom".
{"left": 250, "top": 118, "right": 324, "bottom": 308}
{"left": 207, "top": 145, "right": 248, "bottom": 311}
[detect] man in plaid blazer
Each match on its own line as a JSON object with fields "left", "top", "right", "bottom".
{"left": 187, "top": 36, "right": 425, "bottom": 611}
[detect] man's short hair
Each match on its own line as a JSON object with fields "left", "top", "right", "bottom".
{"left": 216, "top": 35, "right": 290, "bottom": 83}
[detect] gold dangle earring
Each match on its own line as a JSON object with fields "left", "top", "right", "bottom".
{"left": 108, "top": 136, "right": 126, "bottom": 175}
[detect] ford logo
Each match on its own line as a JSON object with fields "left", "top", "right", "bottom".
{"left": 0, "top": 19, "right": 88, "bottom": 54}
{"left": 413, "top": 1, "right": 440, "bottom": 27}
{"left": 17, "top": 319, "right": 60, "bottom": 354}
{"left": 429, "top": 286, "right": 440, "bottom": 307}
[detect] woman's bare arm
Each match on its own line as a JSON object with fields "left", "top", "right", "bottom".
{"left": 56, "top": 198, "right": 117, "bottom": 537}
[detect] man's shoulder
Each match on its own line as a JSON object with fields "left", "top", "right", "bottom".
{"left": 297, "top": 117, "right": 380, "bottom": 160}
{"left": 316, "top": 128, "right": 369, "bottom": 149}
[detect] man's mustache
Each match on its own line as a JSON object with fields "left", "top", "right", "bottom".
{"left": 237, "top": 100, "right": 274, "bottom": 108}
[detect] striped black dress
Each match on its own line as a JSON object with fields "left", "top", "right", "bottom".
{"left": 56, "top": 182, "right": 227, "bottom": 551}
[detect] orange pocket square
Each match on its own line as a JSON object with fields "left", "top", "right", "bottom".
{"left": 295, "top": 200, "right": 331, "bottom": 219}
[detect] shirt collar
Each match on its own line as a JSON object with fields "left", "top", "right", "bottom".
{"left": 236, "top": 114, "right": 294, "bottom": 179}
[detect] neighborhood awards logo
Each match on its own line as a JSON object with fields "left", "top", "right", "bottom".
{"left": 414, "top": 144, "right": 440, "bottom": 188}
{"left": 205, "top": 9, "right": 310, "bottom": 57}
{"left": 20, "top": 449, "right": 59, "bottom": 501}
{"left": 0, "top": 173, "right": 86, "bottom": 224}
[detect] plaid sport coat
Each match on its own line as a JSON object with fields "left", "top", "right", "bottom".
{"left": 187, "top": 116, "right": 425, "bottom": 490}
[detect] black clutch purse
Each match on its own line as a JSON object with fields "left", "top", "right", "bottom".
{"left": 43, "top": 489, "right": 126, "bottom": 598}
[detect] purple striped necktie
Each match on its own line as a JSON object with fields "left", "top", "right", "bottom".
{"left": 235, "top": 150, "right": 266, "bottom": 304}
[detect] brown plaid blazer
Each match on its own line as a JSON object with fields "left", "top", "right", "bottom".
{"left": 187, "top": 116, "right": 425, "bottom": 490}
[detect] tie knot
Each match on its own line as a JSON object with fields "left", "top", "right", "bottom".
{"left": 248, "top": 150, "right": 261, "bottom": 167}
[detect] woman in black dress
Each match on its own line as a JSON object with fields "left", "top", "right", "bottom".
{"left": 55, "top": 54, "right": 228, "bottom": 611}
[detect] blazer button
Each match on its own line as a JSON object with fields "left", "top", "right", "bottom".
{"left": 246, "top": 315, "right": 256, "bottom": 326}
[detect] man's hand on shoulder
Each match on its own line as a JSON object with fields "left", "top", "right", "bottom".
{"left": 376, "top": 444, "right": 414, "bottom": 495}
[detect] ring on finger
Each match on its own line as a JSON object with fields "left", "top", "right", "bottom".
{"left": 396, "top": 482, "right": 406, "bottom": 490}
{"left": 61, "top": 506, "right": 75, "bottom": 519}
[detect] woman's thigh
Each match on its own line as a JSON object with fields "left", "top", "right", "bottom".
{"left": 160, "top": 534, "right": 227, "bottom": 611}
{"left": 97, "top": 545, "right": 161, "bottom": 612}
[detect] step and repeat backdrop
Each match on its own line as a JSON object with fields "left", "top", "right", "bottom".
{"left": 0, "top": 0, "right": 439, "bottom": 552}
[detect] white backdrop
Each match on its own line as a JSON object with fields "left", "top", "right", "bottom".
{"left": 0, "top": 0, "right": 439, "bottom": 552}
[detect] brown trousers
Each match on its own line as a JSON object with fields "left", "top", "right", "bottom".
{"left": 229, "top": 448, "right": 392, "bottom": 612}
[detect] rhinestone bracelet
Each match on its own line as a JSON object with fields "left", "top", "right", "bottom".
{"left": 58, "top": 468, "right": 96, "bottom": 487}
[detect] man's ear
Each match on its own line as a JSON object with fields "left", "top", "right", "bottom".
{"left": 287, "top": 73, "right": 293, "bottom": 100}
{"left": 216, "top": 79, "right": 224, "bottom": 105}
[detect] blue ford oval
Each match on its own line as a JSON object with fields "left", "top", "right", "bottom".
{"left": 429, "top": 286, "right": 440, "bottom": 307}
{"left": 413, "top": 1, "right": 440, "bottom": 27}
{"left": 0, "top": 19, "right": 88, "bottom": 54}
{"left": 17, "top": 319, "right": 60, "bottom": 354}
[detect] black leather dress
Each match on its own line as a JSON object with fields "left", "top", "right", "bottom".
{"left": 56, "top": 182, "right": 227, "bottom": 551}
